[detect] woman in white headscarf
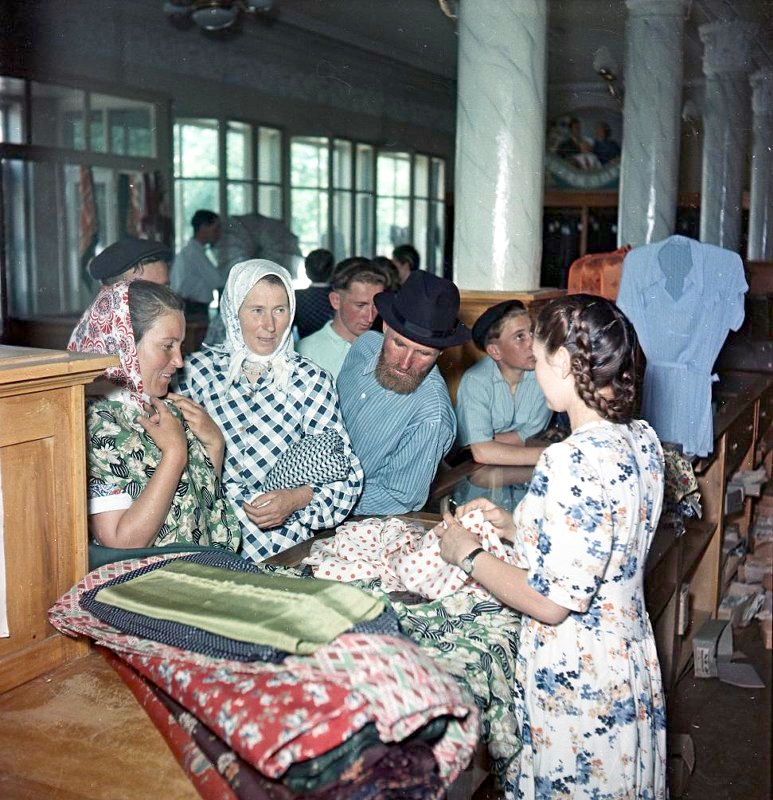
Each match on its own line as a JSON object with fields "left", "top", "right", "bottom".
{"left": 177, "top": 259, "right": 363, "bottom": 562}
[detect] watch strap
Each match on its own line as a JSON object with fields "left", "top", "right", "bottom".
{"left": 461, "top": 546, "right": 486, "bottom": 575}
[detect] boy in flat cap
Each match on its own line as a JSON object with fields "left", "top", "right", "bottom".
{"left": 337, "top": 271, "right": 470, "bottom": 515}
{"left": 455, "top": 300, "right": 551, "bottom": 466}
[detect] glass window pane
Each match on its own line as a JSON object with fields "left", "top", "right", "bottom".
{"left": 356, "top": 144, "right": 374, "bottom": 192}
{"left": 175, "top": 179, "right": 219, "bottom": 253}
{"left": 291, "top": 136, "right": 329, "bottom": 189}
{"left": 377, "top": 152, "right": 410, "bottom": 197}
{"left": 227, "top": 181, "right": 253, "bottom": 216}
{"left": 432, "top": 158, "right": 445, "bottom": 200}
{"left": 414, "top": 155, "right": 429, "bottom": 199}
{"left": 259, "top": 185, "right": 283, "bottom": 219}
{"left": 0, "top": 77, "right": 26, "bottom": 144}
{"left": 412, "top": 199, "right": 429, "bottom": 269}
{"left": 432, "top": 200, "right": 445, "bottom": 275}
{"left": 355, "top": 192, "right": 374, "bottom": 257}
{"left": 227, "top": 121, "right": 252, "bottom": 180}
{"left": 31, "top": 82, "right": 85, "bottom": 150}
{"left": 258, "top": 126, "right": 282, "bottom": 183}
{"left": 291, "top": 187, "right": 328, "bottom": 256}
{"left": 333, "top": 139, "right": 352, "bottom": 189}
{"left": 376, "top": 196, "right": 410, "bottom": 256}
{"left": 174, "top": 119, "right": 219, "bottom": 178}
{"left": 2, "top": 158, "right": 30, "bottom": 315}
{"left": 332, "top": 190, "right": 352, "bottom": 261}
{"left": 91, "top": 94, "right": 155, "bottom": 157}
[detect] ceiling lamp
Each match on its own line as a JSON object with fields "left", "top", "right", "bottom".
{"left": 164, "top": 1, "right": 276, "bottom": 32}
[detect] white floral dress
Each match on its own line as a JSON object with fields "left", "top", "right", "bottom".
{"left": 511, "top": 419, "right": 667, "bottom": 800}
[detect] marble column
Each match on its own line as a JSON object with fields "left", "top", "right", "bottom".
{"left": 618, "top": 0, "right": 688, "bottom": 248}
{"left": 698, "top": 20, "right": 755, "bottom": 250}
{"left": 453, "top": 0, "right": 547, "bottom": 291}
{"left": 748, "top": 68, "right": 773, "bottom": 261}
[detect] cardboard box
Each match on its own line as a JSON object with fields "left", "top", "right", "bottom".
{"left": 693, "top": 620, "right": 733, "bottom": 678}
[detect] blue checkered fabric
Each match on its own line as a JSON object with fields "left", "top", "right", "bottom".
{"left": 177, "top": 348, "right": 363, "bottom": 563}
{"left": 80, "top": 551, "right": 401, "bottom": 660}
{"left": 262, "top": 431, "right": 350, "bottom": 493}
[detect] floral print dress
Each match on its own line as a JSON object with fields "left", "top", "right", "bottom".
{"left": 511, "top": 419, "right": 666, "bottom": 800}
{"left": 87, "top": 397, "right": 239, "bottom": 550}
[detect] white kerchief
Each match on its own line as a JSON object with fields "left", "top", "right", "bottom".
{"left": 220, "top": 259, "right": 297, "bottom": 393}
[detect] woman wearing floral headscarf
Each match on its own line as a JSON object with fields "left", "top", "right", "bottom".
{"left": 69, "top": 280, "right": 239, "bottom": 551}
{"left": 177, "top": 259, "right": 363, "bottom": 562}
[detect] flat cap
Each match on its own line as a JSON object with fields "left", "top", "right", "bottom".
{"left": 89, "top": 237, "right": 170, "bottom": 281}
{"left": 472, "top": 300, "right": 527, "bottom": 351}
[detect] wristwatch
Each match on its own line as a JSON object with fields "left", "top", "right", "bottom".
{"left": 460, "top": 547, "right": 485, "bottom": 576}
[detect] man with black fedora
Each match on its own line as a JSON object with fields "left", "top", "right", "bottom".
{"left": 337, "top": 270, "right": 470, "bottom": 515}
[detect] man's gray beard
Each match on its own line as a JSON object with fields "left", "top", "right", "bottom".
{"left": 375, "top": 350, "right": 424, "bottom": 394}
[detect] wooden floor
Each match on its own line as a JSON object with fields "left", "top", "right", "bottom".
{"left": 0, "top": 649, "right": 198, "bottom": 800}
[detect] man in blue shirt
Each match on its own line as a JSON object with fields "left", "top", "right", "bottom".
{"left": 455, "top": 300, "right": 551, "bottom": 465}
{"left": 337, "top": 271, "right": 470, "bottom": 515}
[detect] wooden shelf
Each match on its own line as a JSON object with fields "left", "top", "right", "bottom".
{"left": 681, "top": 520, "right": 719, "bottom": 583}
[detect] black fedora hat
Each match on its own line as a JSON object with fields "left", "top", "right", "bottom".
{"left": 375, "top": 271, "right": 470, "bottom": 349}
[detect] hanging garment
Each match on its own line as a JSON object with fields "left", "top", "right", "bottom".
{"left": 617, "top": 235, "right": 747, "bottom": 456}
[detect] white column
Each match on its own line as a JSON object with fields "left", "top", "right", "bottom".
{"left": 618, "top": 0, "right": 688, "bottom": 248}
{"left": 748, "top": 68, "right": 773, "bottom": 261}
{"left": 453, "top": 0, "right": 547, "bottom": 291}
{"left": 699, "top": 20, "right": 755, "bottom": 250}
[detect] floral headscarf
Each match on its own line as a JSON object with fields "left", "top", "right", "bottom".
{"left": 220, "top": 259, "right": 297, "bottom": 393}
{"left": 67, "top": 281, "right": 147, "bottom": 408}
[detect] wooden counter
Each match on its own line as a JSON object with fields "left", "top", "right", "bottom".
{"left": 0, "top": 345, "right": 116, "bottom": 693}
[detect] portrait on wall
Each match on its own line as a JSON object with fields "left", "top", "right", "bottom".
{"left": 545, "top": 110, "right": 622, "bottom": 190}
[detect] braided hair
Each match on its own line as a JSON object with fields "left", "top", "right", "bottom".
{"left": 534, "top": 294, "right": 640, "bottom": 424}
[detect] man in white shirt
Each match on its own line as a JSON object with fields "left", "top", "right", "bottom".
{"left": 297, "top": 259, "right": 387, "bottom": 379}
{"left": 171, "top": 209, "right": 223, "bottom": 318}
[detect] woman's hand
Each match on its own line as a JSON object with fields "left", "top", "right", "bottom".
{"left": 243, "top": 486, "right": 313, "bottom": 529}
{"left": 436, "top": 511, "right": 482, "bottom": 567}
{"left": 137, "top": 399, "right": 187, "bottom": 469}
{"left": 454, "top": 497, "right": 516, "bottom": 541}
{"left": 167, "top": 392, "right": 225, "bottom": 472}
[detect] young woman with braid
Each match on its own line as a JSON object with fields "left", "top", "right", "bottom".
{"left": 437, "top": 294, "right": 667, "bottom": 800}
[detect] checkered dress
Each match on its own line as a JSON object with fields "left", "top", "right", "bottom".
{"left": 178, "top": 346, "right": 363, "bottom": 562}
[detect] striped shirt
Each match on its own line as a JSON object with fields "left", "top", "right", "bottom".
{"left": 337, "top": 331, "right": 456, "bottom": 515}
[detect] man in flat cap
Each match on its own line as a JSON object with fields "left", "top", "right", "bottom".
{"left": 69, "top": 237, "right": 171, "bottom": 347}
{"left": 337, "top": 271, "right": 470, "bottom": 515}
{"left": 455, "top": 300, "right": 551, "bottom": 466}
{"left": 88, "top": 236, "right": 171, "bottom": 286}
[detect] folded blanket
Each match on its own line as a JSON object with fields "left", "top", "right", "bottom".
{"left": 48, "top": 553, "right": 479, "bottom": 785}
{"left": 81, "top": 551, "right": 397, "bottom": 661}
{"left": 93, "top": 560, "right": 384, "bottom": 654}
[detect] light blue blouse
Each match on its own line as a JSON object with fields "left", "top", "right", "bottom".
{"left": 455, "top": 356, "right": 551, "bottom": 448}
{"left": 617, "top": 235, "right": 747, "bottom": 457}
